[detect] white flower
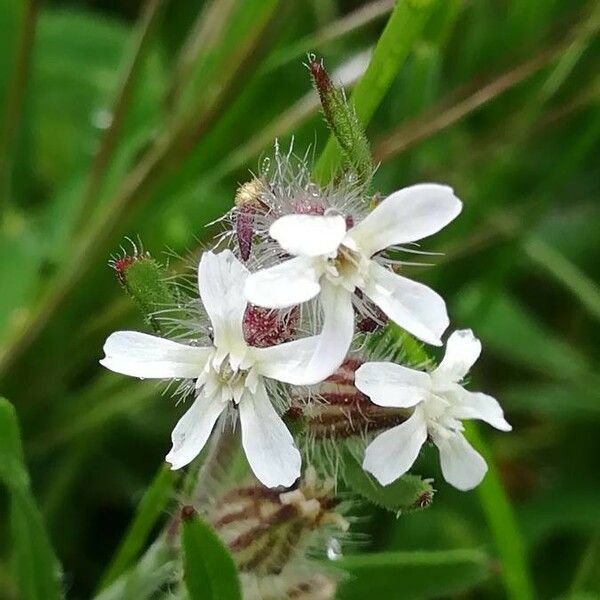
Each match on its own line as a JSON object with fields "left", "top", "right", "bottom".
{"left": 354, "top": 330, "right": 511, "bottom": 491}
{"left": 244, "top": 184, "right": 462, "bottom": 381}
{"left": 100, "top": 250, "right": 324, "bottom": 488}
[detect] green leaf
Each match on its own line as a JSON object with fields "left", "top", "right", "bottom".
{"left": 465, "top": 423, "right": 535, "bottom": 600}
{"left": 344, "top": 449, "right": 434, "bottom": 514}
{"left": 334, "top": 548, "right": 491, "bottom": 600}
{"left": 97, "top": 463, "right": 177, "bottom": 590}
{"left": 0, "top": 398, "right": 63, "bottom": 600}
{"left": 181, "top": 511, "right": 241, "bottom": 600}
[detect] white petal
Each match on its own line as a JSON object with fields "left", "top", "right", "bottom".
{"left": 355, "top": 362, "right": 430, "bottom": 408}
{"left": 270, "top": 214, "right": 347, "bottom": 257}
{"left": 363, "top": 409, "right": 428, "bottom": 486}
{"left": 198, "top": 250, "right": 249, "bottom": 351}
{"left": 300, "top": 281, "right": 355, "bottom": 385}
{"left": 100, "top": 331, "right": 211, "bottom": 379}
{"left": 434, "top": 329, "right": 481, "bottom": 383}
{"left": 253, "top": 335, "right": 321, "bottom": 385}
{"left": 435, "top": 432, "right": 487, "bottom": 491}
{"left": 348, "top": 184, "right": 462, "bottom": 257}
{"left": 453, "top": 389, "right": 512, "bottom": 432}
{"left": 244, "top": 256, "right": 323, "bottom": 309}
{"left": 362, "top": 262, "right": 449, "bottom": 346}
{"left": 165, "top": 396, "right": 226, "bottom": 470}
{"left": 239, "top": 382, "right": 301, "bottom": 488}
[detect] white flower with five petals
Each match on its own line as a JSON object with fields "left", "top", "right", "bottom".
{"left": 100, "top": 250, "right": 324, "bottom": 488}
{"left": 355, "top": 330, "right": 511, "bottom": 491}
{"left": 244, "top": 184, "right": 462, "bottom": 382}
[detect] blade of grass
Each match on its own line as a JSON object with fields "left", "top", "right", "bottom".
{"left": 372, "top": 35, "right": 575, "bottom": 161}
{"left": 259, "top": 0, "right": 394, "bottom": 75}
{"left": 97, "top": 464, "right": 177, "bottom": 591}
{"left": 465, "top": 423, "right": 535, "bottom": 600}
{"left": 73, "top": 0, "right": 166, "bottom": 233}
{"left": 313, "top": 0, "right": 439, "bottom": 182}
{"left": 524, "top": 237, "right": 600, "bottom": 322}
{"left": 0, "top": 0, "right": 282, "bottom": 381}
{"left": 0, "top": 0, "right": 39, "bottom": 208}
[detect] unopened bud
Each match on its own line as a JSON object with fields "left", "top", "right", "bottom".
{"left": 243, "top": 305, "right": 299, "bottom": 347}
{"left": 308, "top": 56, "right": 373, "bottom": 185}
{"left": 209, "top": 468, "right": 346, "bottom": 576}
{"left": 298, "top": 358, "right": 410, "bottom": 439}
{"left": 110, "top": 245, "right": 178, "bottom": 332}
{"left": 235, "top": 178, "right": 267, "bottom": 261}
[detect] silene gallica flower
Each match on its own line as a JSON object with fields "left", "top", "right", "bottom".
{"left": 244, "top": 184, "right": 462, "bottom": 382}
{"left": 100, "top": 250, "right": 326, "bottom": 488}
{"left": 355, "top": 330, "right": 512, "bottom": 490}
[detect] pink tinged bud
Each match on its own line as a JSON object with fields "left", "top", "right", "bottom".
{"left": 236, "top": 205, "right": 256, "bottom": 261}
{"left": 289, "top": 194, "right": 325, "bottom": 216}
{"left": 111, "top": 255, "right": 138, "bottom": 285}
{"left": 354, "top": 289, "right": 388, "bottom": 333}
{"left": 243, "top": 305, "right": 299, "bottom": 347}
{"left": 235, "top": 179, "right": 266, "bottom": 262}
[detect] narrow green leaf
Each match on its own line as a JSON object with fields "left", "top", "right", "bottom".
{"left": 98, "top": 463, "right": 177, "bottom": 590}
{"left": 344, "top": 449, "right": 433, "bottom": 513}
{"left": 0, "top": 398, "right": 63, "bottom": 600}
{"left": 334, "top": 548, "right": 491, "bottom": 600}
{"left": 465, "top": 423, "right": 535, "bottom": 600}
{"left": 314, "top": 0, "right": 438, "bottom": 182}
{"left": 181, "top": 510, "right": 241, "bottom": 600}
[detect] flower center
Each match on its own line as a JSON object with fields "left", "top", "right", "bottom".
{"left": 325, "top": 244, "right": 367, "bottom": 291}
{"left": 422, "top": 395, "right": 463, "bottom": 440}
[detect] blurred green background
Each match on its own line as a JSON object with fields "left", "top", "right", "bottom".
{"left": 0, "top": 0, "right": 599, "bottom": 598}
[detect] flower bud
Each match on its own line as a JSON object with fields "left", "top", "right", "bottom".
{"left": 235, "top": 178, "right": 267, "bottom": 261}
{"left": 243, "top": 305, "right": 299, "bottom": 347}
{"left": 110, "top": 246, "right": 178, "bottom": 332}
{"left": 293, "top": 358, "right": 410, "bottom": 440}
{"left": 209, "top": 468, "right": 347, "bottom": 576}
{"left": 308, "top": 56, "right": 373, "bottom": 185}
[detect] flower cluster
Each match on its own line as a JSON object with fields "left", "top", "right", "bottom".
{"left": 100, "top": 150, "right": 511, "bottom": 492}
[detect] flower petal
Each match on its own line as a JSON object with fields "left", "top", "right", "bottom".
{"left": 100, "top": 331, "right": 211, "bottom": 379}
{"left": 239, "top": 381, "right": 301, "bottom": 488}
{"left": 435, "top": 432, "right": 487, "bottom": 491}
{"left": 363, "top": 409, "right": 428, "bottom": 486}
{"left": 198, "top": 250, "right": 249, "bottom": 352}
{"left": 245, "top": 256, "right": 323, "bottom": 309}
{"left": 355, "top": 361, "right": 430, "bottom": 408}
{"left": 453, "top": 389, "right": 512, "bottom": 432}
{"left": 433, "top": 329, "right": 481, "bottom": 383}
{"left": 165, "top": 395, "right": 226, "bottom": 470}
{"left": 348, "top": 184, "right": 462, "bottom": 256}
{"left": 362, "top": 262, "right": 449, "bottom": 346}
{"left": 300, "top": 281, "right": 355, "bottom": 385}
{"left": 270, "top": 213, "right": 347, "bottom": 257}
{"left": 253, "top": 335, "right": 321, "bottom": 385}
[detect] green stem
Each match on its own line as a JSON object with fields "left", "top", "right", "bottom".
{"left": 97, "top": 464, "right": 178, "bottom": 591}
{"left": 0, "top": 0, "right": 39, "bottom": 210}
{"left": 465, "top": 423, "right": 535, "bottom": 600}
{"left": 313, "top": 0, "right": 438, "bottom": 183}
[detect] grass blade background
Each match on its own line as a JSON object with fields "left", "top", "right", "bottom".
{"left": 0, "top": 398, "right": 63, "bottom": 600}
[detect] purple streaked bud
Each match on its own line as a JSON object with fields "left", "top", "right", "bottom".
{"left": 235, "top": 179, "right": 266, "bottom": 261}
